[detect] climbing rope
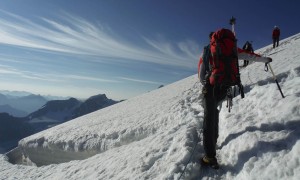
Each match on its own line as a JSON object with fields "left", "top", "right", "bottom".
{"left": 178, "top": 141, "right": 198, "bottom": 179}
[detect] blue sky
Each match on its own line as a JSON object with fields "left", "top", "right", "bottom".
{"left": 0, "top": 0, "right": 299, "bottom": 100}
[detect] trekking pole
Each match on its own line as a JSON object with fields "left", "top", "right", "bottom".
{"left": 265, "top": 63, "right": 285, "bottom": 98}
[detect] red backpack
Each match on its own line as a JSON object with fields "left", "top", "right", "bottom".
{"left": 209, "top": 28, "right": 241, "bottom": 87}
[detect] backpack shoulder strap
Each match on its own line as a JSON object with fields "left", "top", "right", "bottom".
{"left": 202, "top": 44, "right": 211, "bottom": 72}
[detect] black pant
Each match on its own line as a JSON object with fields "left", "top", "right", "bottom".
{"left": 273, "top": 37, "right": 279, "bottom": 48}
{"left": 202, "top": 85, "right": 226, "bottom": 158}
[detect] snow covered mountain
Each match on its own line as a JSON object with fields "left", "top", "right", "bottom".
{"left": 72, "top": 94, "right": 119, "bottom": 118}
{"left": 1, "top": 33, "right": 300, "bottom": 179}
{"left": 27, "top": 94, "right": 119, "bottom": 132}
{"left": 27, "top": 98, "right": 81, "bottom": 132}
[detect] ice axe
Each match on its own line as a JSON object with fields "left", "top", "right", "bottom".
{"left": 229, "top": 16, "right": 236, "bottom": 36}
{"left": 229, "top": 16, "right": 244, "bottom": 99}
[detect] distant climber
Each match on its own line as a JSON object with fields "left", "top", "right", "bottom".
{"left": 272, "top": 26, "right": 280, "bottom": 48}
{"left": 242, "top": 41, "right": 254, "bottom": 67}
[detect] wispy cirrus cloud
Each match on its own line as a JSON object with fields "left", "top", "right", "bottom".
{"left": 0, "top": 65, "right": 60, "bottom": 82}
{"left": 142, "top": 36, "right": 201, "bottom": 68}
{"left": 118, "top": 77, "right": 163, "bottom": 85}
{"left": 0, "top": 64, "right": 118, "bottom": 83}
{"left": 0, "top": 64, "right": 67, "bottom": 82}
{"left": 0, "top": 10, "right": 200, "bottom": 69}
{"left": 65, "top": 75, "right": 120, "bottom": 83}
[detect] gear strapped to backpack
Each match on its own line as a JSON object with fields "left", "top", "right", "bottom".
{"left": 209, "top": 28, "right": 244, "bottom": 99}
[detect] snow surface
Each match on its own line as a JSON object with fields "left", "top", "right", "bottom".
{"left": 1, "top": 33, "right": 300, "bottom": 179}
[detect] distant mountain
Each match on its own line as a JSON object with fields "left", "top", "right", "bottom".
{"left": 0, "top": 93, "right": 9, "bottom": 104}
{"left": 0, "top": 104, "right": 27, "bottom": 117}
{"left": 14, "top": 94, "right": 48, "bottom": 113}
{"left": 0, "top": 113, "right": 34, "bottom": 153}
{"left": 27, "top": 98, "right": 81, "bottom": 131}
{"left": 72, "top": 94, "right": 118, "bottom": 118}
{"left": 26, "top": 94, "right": 119, "bottom": 132}
{"left": 0, "top": 93, "right": 48, "bottom": 115}
{"left": 0, "top": 90, "right": 32, "bottom": 97}
{"left": 29, "top": 98, "right": 81, "bottom": 121}
{"left": 0, "top": 90, "right": 68, "bottom": 100}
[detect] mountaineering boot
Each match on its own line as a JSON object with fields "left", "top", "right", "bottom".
{"left": 201, "top": 155, "right": 219, "bottom": 169}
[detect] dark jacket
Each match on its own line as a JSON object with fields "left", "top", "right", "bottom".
{"left": 272, "top": 28, "right": 280, "bottom": 39}
{"left": 242, "top": 41, "right": 254, "bottom": 53}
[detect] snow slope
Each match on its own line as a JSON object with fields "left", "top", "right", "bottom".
{"left": 1, "top": 33, "right": 300, "bottom": 179}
